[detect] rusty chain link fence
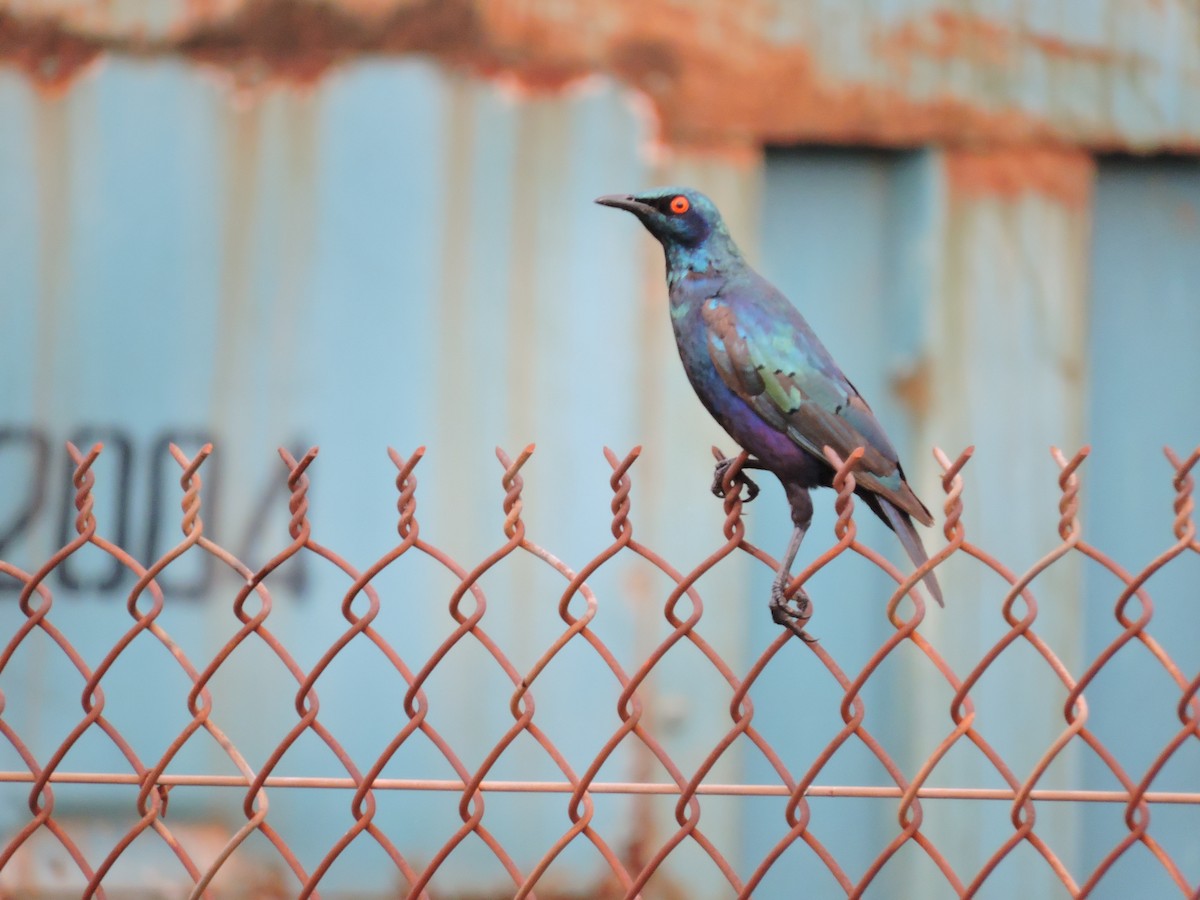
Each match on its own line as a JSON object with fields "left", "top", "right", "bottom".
{"left": 1, "top": 439, "right": 1199, "bottom": 898}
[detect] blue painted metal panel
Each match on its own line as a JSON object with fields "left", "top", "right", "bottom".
{"left": 2, "top": 46, "right": 1199, "bottom": 896}
{"left": 747, "top": 149, "right": 933, "bottom": 894}
{"left": 1084, "top": 159, "right": 1200, "bottom": 897}
{"left": 0, "top": 58, "right": 681, "bottom": 895}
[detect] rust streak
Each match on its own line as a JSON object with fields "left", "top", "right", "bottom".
{"left": 0, "top": 1, "right": 1196, "bottom": 156}
{"left": 878, "top": 9, "right": 1014, "bottom": 70}
{"left": 875, "top": 10, "right": 1145, "bottom": 72}
{"left": 0, "top": 10, "right": 103, "bottom": 93}
{"left": 944, "top": 148, "right": 1096, "bottom": 209}
{"left": 891, "top": 357, "right": 934, "bottom": 423}
{"left": 178, "top": 0, "right": 492, "bottom": 87}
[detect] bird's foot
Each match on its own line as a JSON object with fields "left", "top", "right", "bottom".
{"left": 711, "top": 457, "right": 760, "bottom": 502}
{"left": 770, "top": 580, "right": 817, "bottom": 643}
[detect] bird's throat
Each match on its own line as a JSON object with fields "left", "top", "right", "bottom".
{"left": 663, "top": 232, "right": 741, "bottom": 289}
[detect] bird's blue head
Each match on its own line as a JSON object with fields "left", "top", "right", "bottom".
{"left": 596, "top": 186, "right": 742, "bottom": 277}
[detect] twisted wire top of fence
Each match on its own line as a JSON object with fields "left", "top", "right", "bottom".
{"left": 1, "top": 439, "right": 1199, "bottom": 899}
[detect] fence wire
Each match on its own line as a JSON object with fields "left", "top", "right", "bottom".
{"left": 1, "top": 440, "right": 1198, "bottom": 898}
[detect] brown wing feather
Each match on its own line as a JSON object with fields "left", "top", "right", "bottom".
{"left": 701, "top": 297, "right": 933, "bottom": 526}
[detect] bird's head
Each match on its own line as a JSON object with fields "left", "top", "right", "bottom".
{"left": 596, "top": 187, "right": 740, "bottom": 272}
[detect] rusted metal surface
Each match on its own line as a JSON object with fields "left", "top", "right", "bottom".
{"left": 1, "top": 440, "right": 1198, "bottom": 896}
{"left": 943, "top": 147, "right": 1096, "bottom": 209}
{"left": 1, "top": 15, "right": 1197, "bottom": 890}
{"left": 2, "top": 1, "right": 1199, "bottom": 152}
{"left": 883, "top": 146, "right": 1097, "bottom": 893}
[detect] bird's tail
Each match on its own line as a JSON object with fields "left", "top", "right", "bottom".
{"left": 879, "top": 499, "right": 944, "bottom": 607}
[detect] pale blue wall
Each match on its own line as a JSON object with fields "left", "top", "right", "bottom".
{"left": 0, "top": 59, "right": 664, "bottom": 895}
{"left": 1081, "top": 158, "right": 1200, "bottom": 896}
{"left": 752, "top": 149, "right": 1200, "bottom": 898}
{"left": 1, "top": 56, "right": 1199, "bottom": 897}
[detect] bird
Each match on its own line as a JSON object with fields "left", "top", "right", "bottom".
{"left": 596, "top": 186, "right": 942, "bottom": 631}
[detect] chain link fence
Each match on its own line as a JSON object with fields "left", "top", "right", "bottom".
{"left": 1, "top": 440, "right": 1198, "bottom": 898}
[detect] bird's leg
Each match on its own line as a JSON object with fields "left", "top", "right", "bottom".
{"left": 772, "top": 486, "right": 816, "bottom": 642}
{"left": 711, "top": 455, "right": 763, "bottom": 502}
{"left": 769, "top": 525, "right": 813, "bottom": 630}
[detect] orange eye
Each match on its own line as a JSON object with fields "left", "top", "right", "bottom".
{"left": 669, "top": 195, "right": 690, "bottom": 214}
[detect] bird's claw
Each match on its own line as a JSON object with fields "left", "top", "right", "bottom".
{"left": 770, "top": 580, "right": 817, "bottom": 643}
{"left": 711, "top": 457, "right": 760, "bottom": 502}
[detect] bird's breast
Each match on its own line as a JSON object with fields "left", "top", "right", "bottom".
{"left": 669, "top": 298, "right": 820, "bottom": 484}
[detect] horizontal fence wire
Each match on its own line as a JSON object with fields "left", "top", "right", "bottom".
{"left": 0, "top": 439, "right": 1198, "bottom": 898}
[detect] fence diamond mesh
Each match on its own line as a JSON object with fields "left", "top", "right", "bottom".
{"left": 1, "top": 440, "right": 1198, "bottom": 898}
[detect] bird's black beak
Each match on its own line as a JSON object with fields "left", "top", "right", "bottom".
{"left": 595, "top": 194, "right": 654, "bottom": 216}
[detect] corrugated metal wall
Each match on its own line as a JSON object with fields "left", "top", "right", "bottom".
{"left": 1083, "top": 158, "right": 1200, "bottom": 895}
{"left": 0, "top": 58, "right": 761, "bottom": 895}
{"left": 1, "top": 1, "right": 1198, "bottom": 896}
